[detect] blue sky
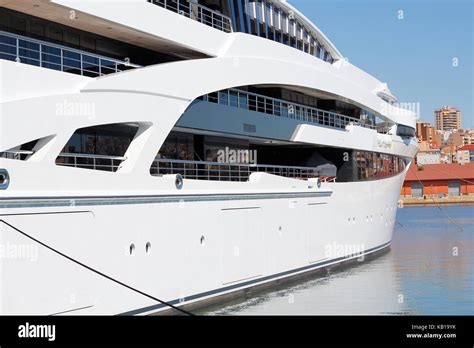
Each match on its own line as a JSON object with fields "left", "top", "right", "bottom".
{"left": 291, "top": 0, "right": 473, "bottom": 129}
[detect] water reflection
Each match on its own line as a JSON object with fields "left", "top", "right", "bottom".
{"left": 201, "top": 205, "right": 474, "bottom": 315}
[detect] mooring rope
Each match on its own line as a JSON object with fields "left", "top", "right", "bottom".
{"left": 0, "top": 219, "right": 194, "bottom": 316}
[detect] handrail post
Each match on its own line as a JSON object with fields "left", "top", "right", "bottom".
{"left": 39, "top": 43, "right": 42, "bottom": 67}
{"left": 60, "top": 48, "right": 63, "bottom": 72}
{"left": 80, "top": 54, "right": 83, "bottom": 75}
{"left": 15, "top": 37, "right": 19, "bottom": 62}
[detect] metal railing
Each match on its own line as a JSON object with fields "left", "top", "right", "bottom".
{"left": 148, "top": 0, "right": 232, "bottom": 33}
{"left": 0, "top": 30, "right": 141, "bottom": 77}
{"left": 151, "top": 158, "right": 323, "bottom": 182}
{"left": 56, "top": 153, "right": 127, "bottom": 172}
{"left": 49, "top": 153, "right": 332, "bottom": 181}
{"left": 200, "top": 89, "right": 380, "bottom": 132}
{"left": 0, "top": 150, "right": 35, "bottom": 160}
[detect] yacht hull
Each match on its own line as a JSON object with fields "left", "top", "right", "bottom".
{"left": 0, "top": 170, "right": 405, "bottom": 315}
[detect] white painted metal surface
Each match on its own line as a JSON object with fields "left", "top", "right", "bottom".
{"left": 0, "top": 0, "right": 417, "bottom": 315}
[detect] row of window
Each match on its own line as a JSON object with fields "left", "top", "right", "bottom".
{"left": 53, "top": 124, "right": 408, "bottom": 183}
{"left": 396, "top": 124, "right": 416, "bottom": 137}
{"left": 0, "top": 7, "right": 177, "bottom": 66}
{"left": 157, "top": 131, "right": 250, "bottom": 163}
{"left": 354, "top": 151, "right": 406, "bottom": 181}
{"left": 229, "top": 0, "right": 334, "bottom": 63}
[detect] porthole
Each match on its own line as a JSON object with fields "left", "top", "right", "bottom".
{"left": 129, "top": 243, "right": 135, "bottom": 256}
{"left": 175, "top": 174, "right": 183, "bottom": 190}
{"left": 0, "top": 169, "right": 10, "bottom": 190}
{"left": 145, "top": 242, "right": 152, "bottom": 254}
{"left": 200, "top": 235, "right": 205, "bottom": 246}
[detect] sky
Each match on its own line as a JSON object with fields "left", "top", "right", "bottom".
{"left": 291, "top": 0, "right": 473, "bottom": 129}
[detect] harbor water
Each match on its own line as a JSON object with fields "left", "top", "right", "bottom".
{"left": 201, "top": 205, "right": 474, "bottom": 315}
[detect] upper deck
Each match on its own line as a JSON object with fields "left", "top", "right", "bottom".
{"left": 0, "top": 0, "right": 416, "bottom": 131}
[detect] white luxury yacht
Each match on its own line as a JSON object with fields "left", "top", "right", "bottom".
{"left": 0, "top": 0, "right": 418, "bottom": 315}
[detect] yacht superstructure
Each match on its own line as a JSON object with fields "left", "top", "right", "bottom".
{"left": 0, "top": 0, "right": 418, "bottom": 315}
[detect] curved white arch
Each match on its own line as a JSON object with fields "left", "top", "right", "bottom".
{"left": 84, "top": 54, "right": 415, "bottom": 128}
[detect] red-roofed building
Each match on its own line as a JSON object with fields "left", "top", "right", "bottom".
{"left": 401, "top": 163, "right": 474, "bottom": 197}
{"left": 456, "top": 144, "right": 474, "bottom": 164}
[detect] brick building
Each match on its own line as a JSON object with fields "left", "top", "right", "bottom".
{"left": 401, "top": 163, "right": 474, "bottom": 197}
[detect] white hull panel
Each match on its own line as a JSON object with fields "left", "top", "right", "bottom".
{"left": 0, "top": 171, "right": 404, "bottom": 315}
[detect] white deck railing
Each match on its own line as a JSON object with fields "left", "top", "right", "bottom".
{"left": 201, "top": 89, "right": 384, "bottom": 132}
{"left": 56, "top": 153, "right": 127, "bottom": 172}
{"left": 151, "top": 158, "right": 327, "bottom": 182}
{"left": 148, "top": 0, "right": 232, "bottom": 33}
{"left": 2, "top": 151, "right": 333, "bottom": 180}
{"left": 0, "top": 31, "right": 141, "bottom": 77}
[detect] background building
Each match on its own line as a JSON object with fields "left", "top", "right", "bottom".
{"left": 435, "top": 106, "right": 461, "bottom": 131}
{"left": 440, "top": 144, "right": 457, "bottom": 163}
{"left": 416, "top": 149, "right": 441, "bottom": 165}
{"left": 416, "top": 120, "right": 438, "bottom": 146}
{"left": 456, "top": 144, "right": 474, "bottom": 164}
{"left": 415, "top": 120, "right": 442, "bottom": 151}
{"left": 462, "top": 130, "right": 474, "bottom": 146}
{"left": 448, "top": 131, "right": 465, "bottom": 147}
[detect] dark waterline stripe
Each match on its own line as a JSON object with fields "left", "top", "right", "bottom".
{"left": 49, "top": 304, "right": 95, "bottom": 316}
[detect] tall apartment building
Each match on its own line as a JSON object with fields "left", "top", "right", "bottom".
{"left": 435, "top": 106, "right": 461, "bottom": 131}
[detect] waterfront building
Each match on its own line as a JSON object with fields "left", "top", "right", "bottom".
{"left": 401, "top": 163, "right": 474, "bottom": 197}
